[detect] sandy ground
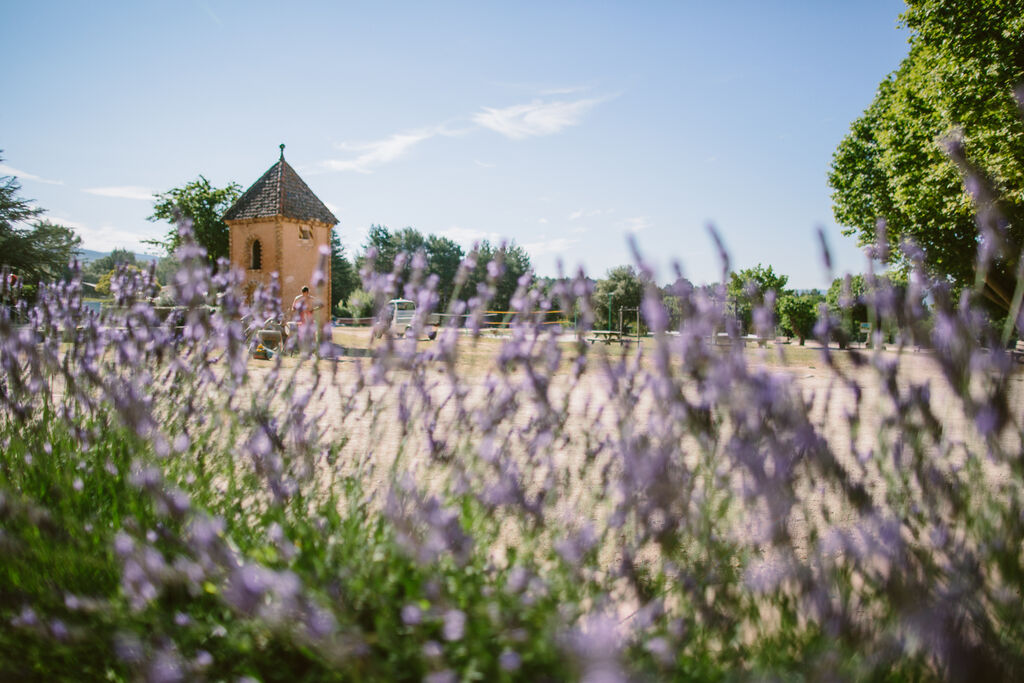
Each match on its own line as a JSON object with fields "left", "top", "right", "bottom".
{"left": 258, "top": 327, "right": 1024, "bottom": 518}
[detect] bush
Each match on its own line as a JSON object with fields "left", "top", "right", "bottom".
{"left": 345, "top": 288, "right": 375, "bottom": 319}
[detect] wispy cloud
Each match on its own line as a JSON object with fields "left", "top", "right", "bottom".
{"left": 538, "top": 217, "right": 549, "bottom": 224}
{"left": 48, "top": 215, "right": 156, "bottom": 253}
{"left": 523, "top": 236, "right": 579, "bottom": 256}
{"left": 0, "top": 164, "right": 62, "bottom": 185}
{"left": 473, "top": 96, "right": 610, "bottom": 140}
{"left": 321, "top": 90, "right": 611, "bottom": 173}
{"left": 322, "top": 125, "right": 467, "bottom": 174}
{"left": 83, "top": 186, "right": 155, "bottom": 201}
{"left": 569, "top": 208, "right": 612, "bottom": 221}
{"left": 624, "top": 216, "right": 652, "bottom": 233}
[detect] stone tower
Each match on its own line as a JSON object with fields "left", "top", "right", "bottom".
{"left": 224, "top": 145, "right": 339, "bottom": 327}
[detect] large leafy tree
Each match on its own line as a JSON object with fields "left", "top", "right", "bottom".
{"left": 595, "top": 265, "right": 645, "bottom": 331}
{"left": 829, "top": 0, "right": 1024, "bottom": 309}
{"left": 1, "top": 155, "right": 81, "bottom": 288}
{"left": 777, "top": 292, "right": 822, "bottom": 345}
{"left": 825, "top": 275, "right": 870, "bottom": 333}
{"left": 361, "top": 225, "right": 473, "bottom": 309}
{"left": 360, "top": 225, "right": 533, "bottom": 313}
{"left": 425, "top": 234, "right": 463, "bottom": 309}
{"left": 468, "top": 240, "right": 532, "bottom": 313}
{"left": 726, "top": 264, "right": 789, "bottom": 333}
{"left": 148, "top": 176, "right": 241, "bottom": 265}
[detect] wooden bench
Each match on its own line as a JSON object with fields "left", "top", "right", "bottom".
{"left": 709, "top": 333, "right": 769, "bottom": 348}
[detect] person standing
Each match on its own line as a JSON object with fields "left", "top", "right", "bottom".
{"left": 291, "top": 286, "right": 321, "bottom": 327}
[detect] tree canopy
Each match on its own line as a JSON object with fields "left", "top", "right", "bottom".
{"left": 829, "top": 0, "right": 1024, "bottom": 309}
{"left": 726, "top": 264, "right": 789, "bottom": 333}
{"left": 1, "top": 155, "right": 81, "bottom": 289}
{"left": 777, "top": 293, "right": 820, "bottom": 345}
{"left": 148, "top": 176, "right": 241, "bottom": 265}
{"left": 595, "top": 266, "right": 646, "bottom": 331}
{"left": 360, "top": 225, "right": 533, "bottom": 312}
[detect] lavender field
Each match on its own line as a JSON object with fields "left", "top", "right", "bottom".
{"left": 3, "top": 228, "right": 1024, "bottom": 682}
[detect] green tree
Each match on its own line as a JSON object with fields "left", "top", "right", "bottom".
{"left": 825, "top": 274, "right": 869, "bottom": 348}
{"left": 778, "top": 292, "right": 822, "bottom": 345}
{"left": 491, "top": 242, "right": 532, "bottom": 313}
{"left": 426, "top": 234, "right": 464, "bottom": 310}
{"left": 829, "top": 0, "right": 1024, "bottom": 309}
{"left": 461, "top": 241, "right": 534, "bottom": 313}
{"left": 148, "top": 176, "right": 241, "bottom": 265}
{"left": 84, "top": 248, "right": 139, "bottom": 282}
{"left": 0, "top": 155, "right": 43, "bottom": 228}
{"left": 661, "top": 277, "right": 695, "bottom": 330}
{"left": 826, "top": 273, "right": 912, "bottom": 346}
{"left": 726, "top": 264, "right": 789, "bottom": 334}
{"left": 330, "top": 230, "right": 358, "bottom": 312}
{"left": 362, "top": 224, "right": 399, "bottom": 272}
{"left": 1, "top": 155, "right": 82, "bottom": 289}
{"left": 595, "top": 266, "right": 645, "bottom": 331}
{"left": 94, "top": 264, "right": 154, "bottom": 297}
{"left": 361, "top": 225, "right": 472, "bottom": 309}
{"left": 361, "top": 225, "right": 427, "bottom": 291}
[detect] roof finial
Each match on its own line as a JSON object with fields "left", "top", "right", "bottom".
{"left": 279, "top": 143, "right": 285, "bottom": 160}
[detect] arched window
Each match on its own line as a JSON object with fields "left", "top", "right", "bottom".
{"left": 250, "top": 240, "right": 262, "bottom": 270}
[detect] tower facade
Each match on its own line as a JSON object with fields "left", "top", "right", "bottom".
{"left": 224, "top": 145, "right": 339, "bottom": 327}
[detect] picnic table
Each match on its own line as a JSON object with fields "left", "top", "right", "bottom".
{"left": 1013, "top": 339, "right": 1024, "bottom": 364}
{"left": 586, "top": 329, "right": 629, "bottom": 345}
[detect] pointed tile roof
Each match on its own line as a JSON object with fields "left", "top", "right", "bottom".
{"left": 224, "top": 147, "right": 338, "bottom": 225}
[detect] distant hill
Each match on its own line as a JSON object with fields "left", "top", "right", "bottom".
{"left": 78, "top": 248, "right": 158, "bottom": 263}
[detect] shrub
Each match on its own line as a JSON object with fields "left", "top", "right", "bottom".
{"left": 345, "top": 288, "right": 375, "bottom": 319}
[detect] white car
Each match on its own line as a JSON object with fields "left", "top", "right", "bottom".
{"left": 375, "top": 299, "right": 439, "bottom": 340}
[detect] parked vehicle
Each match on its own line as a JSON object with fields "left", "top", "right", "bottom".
{"left": 375, "top": 299, "right": 439, "bottom": 340}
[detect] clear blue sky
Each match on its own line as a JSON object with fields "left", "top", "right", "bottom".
{"left": 1, "top": 0, "right": 909, "bottom": 288}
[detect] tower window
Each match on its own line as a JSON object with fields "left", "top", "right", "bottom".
{"left": 251, "top": 240, "right": 262, "bottom": 270}
{"left": 299, "top": 226, "right": 313, "bottom": 241}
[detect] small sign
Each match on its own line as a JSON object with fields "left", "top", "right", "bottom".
{"left": 859, "top": 323, "right": 871, "bottom": 332}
